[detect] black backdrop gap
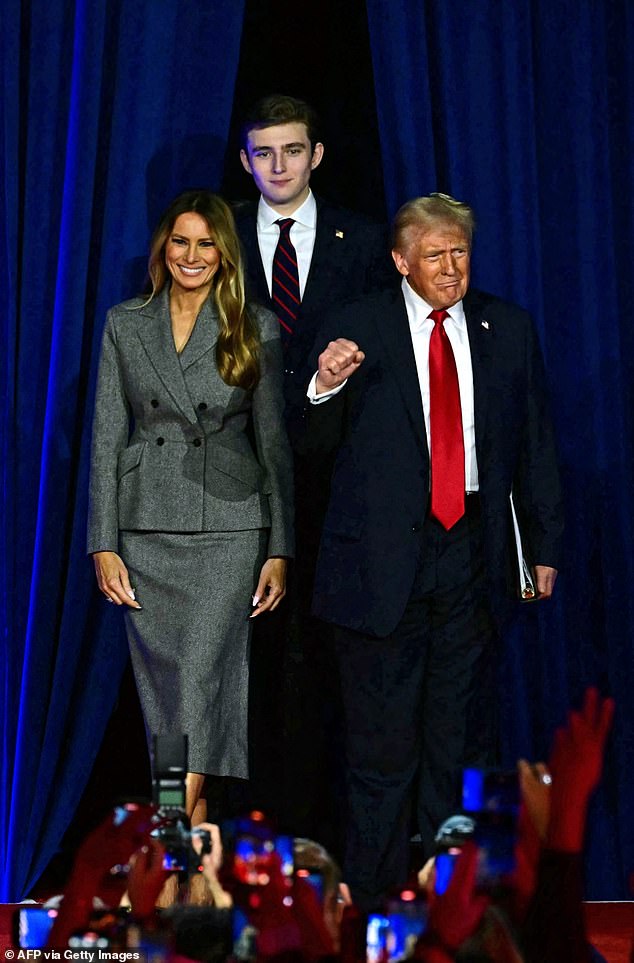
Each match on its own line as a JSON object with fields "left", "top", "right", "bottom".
{"left": 30, "top": 0, "right": 387, "bottom": 896}
{"left": 220, "top": 0, "right": 388, "bottom": 218}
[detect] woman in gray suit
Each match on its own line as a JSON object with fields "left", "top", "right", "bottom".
{"left": 88, "top": 190, "right": 294, "bottom": 821}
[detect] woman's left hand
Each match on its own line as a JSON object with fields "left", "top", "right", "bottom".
{"left": 250, "top": 557, "right": 287, "bottom": 617}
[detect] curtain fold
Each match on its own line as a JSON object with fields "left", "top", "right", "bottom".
{"left": 1, "top": 0, "right": 245, "bottom": 900}
{"left": 367, "top": 0, "right": 634, "bottom": 897}
{"left": 3, "top": 0, "right": 632, "bottom": 905}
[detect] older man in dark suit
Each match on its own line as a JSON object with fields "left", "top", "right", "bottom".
{"left": 303, "top": 193, "right": 563, "bottom": 908}
{"left": 234, "top": 95, "right": 391, "bottom": 843}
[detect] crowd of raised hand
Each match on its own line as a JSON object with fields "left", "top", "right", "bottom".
{"left": 33, "top": 687, "right": 620, "bottom": 963}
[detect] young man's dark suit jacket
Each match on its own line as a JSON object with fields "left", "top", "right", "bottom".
{"left": 302, "top": 284, "right": 563, "bottom": 637}
{"left": 234, "top": 196, "right": 391, "bottom": 839}
{"left": 234, "top": 196, "right": 392, "bottom": 434}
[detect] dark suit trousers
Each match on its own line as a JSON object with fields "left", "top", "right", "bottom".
{"left": 334, "top": 496, "right": 497, "bottom": 909}
{"left": 249, "top": 450, "right": 344, "bottom": 855}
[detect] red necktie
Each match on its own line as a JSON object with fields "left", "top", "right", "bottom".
{"left": 272, "top": 218, "right": 300, "bottom": 343}
{"left": 428, "top": 309, "right": 465, "bottom": 529}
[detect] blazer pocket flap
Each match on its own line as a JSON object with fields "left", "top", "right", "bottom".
{"left": 210, "top": 444, "right": 264, "bottom": 490}
{"left": 117, "top": 443, "right": 145, "bottom": 480}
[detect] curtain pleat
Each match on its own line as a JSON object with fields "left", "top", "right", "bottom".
{"left": 1, "top": 0, "right": 245, "bottom": 899}
{"left": 367, "top": 0, "right": 634, "bottom": 897}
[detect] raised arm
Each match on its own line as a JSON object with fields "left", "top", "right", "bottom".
{"left": 315, "top": 338, "right": 365, "bottom": 393}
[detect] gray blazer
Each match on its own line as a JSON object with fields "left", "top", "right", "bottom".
{"left": 87, "top": 288, "right": 294, "bottom": 558}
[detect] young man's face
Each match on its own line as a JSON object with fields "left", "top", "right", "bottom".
{"left": 240, "top": 122, "right": 324, "bottom": 215}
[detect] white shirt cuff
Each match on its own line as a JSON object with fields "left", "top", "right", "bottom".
{"left": 307, "top": 372, "right": 348, "bottom": 404}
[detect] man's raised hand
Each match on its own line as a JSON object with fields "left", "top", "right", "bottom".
{"left": 316, "top": 338, "right": 365, "bottom": 393}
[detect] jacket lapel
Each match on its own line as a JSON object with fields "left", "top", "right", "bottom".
{"left": 240, "top": 206, "right": 271, "bottom": 306}
{"left": 179, "top": 298, "right": 218, "bottom": 371}
{"left": 371, "top": 288, "right": 429, "bottom": 458}
{"left": 463, "top": 289, "right": 495, "bottom": 453}
{"left": 136, "top": 289, "right": 199, "bottom": 425}
{"left": 301, "top": 201, "right": 326, "bottom": 317}
{"left": 300, "top": 198, "right": 342, "bottom": 317}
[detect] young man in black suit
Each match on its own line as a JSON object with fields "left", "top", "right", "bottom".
{"left": 236, "top": 93, "right": 389, "bottom": 422}
{"left": 235, "top": 95, "right": 390, "bottom": 846}
{"left": 304, "top": 193, "right": 563, "bottom": 908}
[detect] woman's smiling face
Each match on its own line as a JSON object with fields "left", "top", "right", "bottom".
{"left": 164, "top": 211, "right": 221, "bottom": 295}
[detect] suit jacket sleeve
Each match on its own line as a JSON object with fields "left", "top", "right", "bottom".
{"left": 514, "top": 315, "right": 563, "bottom": 570}
{"left": 87, "top": 309, "right": 131, "bottom": 554}
{"left": 289, "top": 300, "right": 357, "bottom": 457}
{"left": 252, "top": 306, "right": 295, "bottom": 557}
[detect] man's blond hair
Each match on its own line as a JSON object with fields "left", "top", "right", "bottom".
{"left": 392, "top": 193, "right": 475, "bottom": 253}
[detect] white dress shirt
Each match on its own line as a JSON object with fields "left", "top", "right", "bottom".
{"left": 307, "top": 277, "right": 479, "bottom": 490}
{"left": 401, "top": 278, "right": 478, "bottom": 490}
{"left": 256, "top": 191, "right": 317, "bottom": 298}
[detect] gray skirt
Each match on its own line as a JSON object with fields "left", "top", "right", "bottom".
{"left": 120, "top": 528, "right": 267, "bottom": 778}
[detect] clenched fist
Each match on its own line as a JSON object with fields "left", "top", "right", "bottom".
{"left": 316, "top": 338, "right": 365, "bottom": 393}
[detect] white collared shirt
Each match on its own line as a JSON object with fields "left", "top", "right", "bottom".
{"left": 256, "top": 191, "right": 317, "bottom": 298}
{"left": 401, "top": 278, "right": 478, "bottom": 490}
{"left": 307, "top": 277, "right": 479, "bottom": 489}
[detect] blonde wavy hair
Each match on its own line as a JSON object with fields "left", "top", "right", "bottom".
{"left": 147, "top": 190, "right": 260, "bottom": 390}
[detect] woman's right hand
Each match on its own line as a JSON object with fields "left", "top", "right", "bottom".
{"left": 92, "top": 551, "right": 142, "bottom": 608}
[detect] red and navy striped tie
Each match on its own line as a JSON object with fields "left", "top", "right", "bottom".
{"left": 272, "top": 218, "right": 300, "bottom": 343}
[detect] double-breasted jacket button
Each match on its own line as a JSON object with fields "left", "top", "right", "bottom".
{"left": 156, "top": 437, "right": 165, "bottom": 446}
{"left": 193, "top": 438, "right": 202, "bottom": 447}
{"left": 197, "top": 402, "right": 207, "bottom": 411}
{"left": 150, "top": 399, "right": 159, "bottom": 408}
{"left": 411, "top": 523, "right": 421, "bottom": 533}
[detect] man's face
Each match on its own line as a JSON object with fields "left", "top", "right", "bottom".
{"left": 240, "top": 122, "right": 324, "bottom": 215}
{"left": 392, "top": 223, "right": 471, "bottom": 309}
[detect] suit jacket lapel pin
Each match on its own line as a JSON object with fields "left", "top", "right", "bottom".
{"left": 335, "top": 229, "right": 344, "bottom": 239}
{"left": 481, "top": 319, "right": 491, "bottom": 331}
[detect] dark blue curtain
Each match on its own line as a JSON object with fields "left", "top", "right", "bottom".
{"left": 0, "top": 0, "right": 245, "bottom": 900}
{"left": 367, "top": 0, "right": 634, "bottom": 898}
{"left": 3, "top": 0, "right": 632, "bottom": 906}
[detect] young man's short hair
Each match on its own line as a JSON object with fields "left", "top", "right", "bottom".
{"left": 240, "top": 94, "right": 321, "bottom": 152}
